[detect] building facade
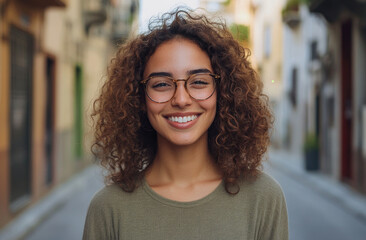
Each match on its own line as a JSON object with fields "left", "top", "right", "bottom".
{"left": 310, "top": 0, "right": 366, "bottom": 192}
{"left": 281, "top": 3, "right": 328, "bottom": 164}
{"left": 0, "top": 0, "right": 68, "bottom": 227}
{"left": 251, "top": 0, "right": 286, "bottom": 147}
{"left": 0, "top": 0, "right": 138, "bottom": 229}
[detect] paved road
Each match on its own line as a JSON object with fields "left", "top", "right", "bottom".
{"left": 265, "top": 163, "right": 366, "bottom": 240}
{"left": 24, "top": 163, "right": 366, "bottom": 240}
{"left": 24, "top": 166, "right": 104, "bottom": 240}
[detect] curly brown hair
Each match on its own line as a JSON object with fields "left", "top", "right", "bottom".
{"left": 92, "top": 8, "right": 273, "bottom": 194}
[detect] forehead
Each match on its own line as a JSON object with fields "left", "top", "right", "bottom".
{"left": 143, "top": 38, "right": 212, "bottom": 78}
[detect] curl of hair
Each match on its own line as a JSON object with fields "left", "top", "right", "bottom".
{"left": 91, "top": 8, "right": 273, "bottom": 194}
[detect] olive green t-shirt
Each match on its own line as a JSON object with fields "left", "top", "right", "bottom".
{"left": 83, "top": 172, "right": 288, "bottom": 240}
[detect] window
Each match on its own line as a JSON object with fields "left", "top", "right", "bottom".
{"left": 289, "top": 67, "right": 298, "bottom": 108}
{"left": 264, "top": 25, "right": 271, "bottom": 58}
{"left": 310, "top": 40, "right": 318, "bottom": 61}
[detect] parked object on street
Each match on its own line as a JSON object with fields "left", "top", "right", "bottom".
{"left": 303, "top": 133, "right": 319, "bottom": 171}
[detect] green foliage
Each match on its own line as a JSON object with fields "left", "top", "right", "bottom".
{"left": 229, "top": 24, "right": 250, "bottom": 43}
{"left": 303, "top": 0, "right": 313, "bottom": 4}
{"left": 129, "top": 13, "right": 134, "bottom": 25}
{"left": 303, "top": 133, "right": 319, "bottom": 152}
{"left": 282, "top": 0, "right": 311, "bottom": 16}
{"left": 223, "top": 0, "right": 231, "bottom": 6}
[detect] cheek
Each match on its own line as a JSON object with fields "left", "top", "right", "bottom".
{"left": 201, "top": 93, "right": 217, "bottom": 119}
{"left": 206, "top": 93, "right": 217, "bottom": 112}
{"left": 145, "top": 100, "right": 162, "bottom": 126}
{"left": 146, "top": 101, "right": 154, "bottom": 120}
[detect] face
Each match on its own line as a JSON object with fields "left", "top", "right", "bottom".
{"left": 143, "top": 38, "right": 217, "bottom": 147}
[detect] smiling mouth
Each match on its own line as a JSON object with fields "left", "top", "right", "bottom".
{"left": 168, "top": 115, "right": 198, "bottom": 123}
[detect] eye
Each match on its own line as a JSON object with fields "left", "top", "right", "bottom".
{"left": 148, "top": 77, "right": 174, "bottom": 91}
{"left": 152, "top": 82, "right": 171, "bottom": 88}
{"left": 189, "top": 75, "right": 212, "bottom": 88}
{"left": 191, "top": 80, "right": 209, "bottom": 85}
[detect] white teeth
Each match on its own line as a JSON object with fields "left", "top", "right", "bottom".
{"left": 168, "top": 115, "right": 198, "bottom": 123}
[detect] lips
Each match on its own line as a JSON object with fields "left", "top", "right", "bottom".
{"left": 164, "top": 113, "right": 201, "bottom": 129}
{"left": 168, "top": 115, "right": 198, "bottom": 123}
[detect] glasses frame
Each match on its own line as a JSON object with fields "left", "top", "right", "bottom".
{"left": 141, "top": 73, "right": 220, "bottom": 103}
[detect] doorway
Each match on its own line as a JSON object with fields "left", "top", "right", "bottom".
{"left": 74, "top": 65, "right": 83, "bottom": 159}
{"left": 9, "top": 26, "right": 34, "bottom": 210}
{"left": 340, "top": 20, "right": 353, "bottom": 181}
{"left": 45, "top": 56, "right": 56, "bottom": 185}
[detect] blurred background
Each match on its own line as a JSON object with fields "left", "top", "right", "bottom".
{"left": 0, "top": 0, "right": 366, "bottom": 239}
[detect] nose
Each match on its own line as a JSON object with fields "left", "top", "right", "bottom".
{"left": 171, "top": 82, "right": 192, "bottom": 108}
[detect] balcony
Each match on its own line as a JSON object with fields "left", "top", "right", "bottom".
{"left": 82, "top": 0, "right": 108, "bottom": 34}
{"left": 83, "top": 9, "right": 107, "bottom": 34}
{"left": 110, "top": 0, "right": 138, "bottom": 44}
{"left": 111, "top": 20, "right": 131, "bottom": 44}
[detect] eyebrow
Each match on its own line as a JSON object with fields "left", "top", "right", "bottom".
{"left": 147, "top": 68, "right": 212, "bottom": 78}
{"left": 187, "top": 68, "right": 211, "bottom": 75}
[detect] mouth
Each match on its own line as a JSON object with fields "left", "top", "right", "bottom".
{"left": 167, "top": 115, "right": 199, "bottom": 123}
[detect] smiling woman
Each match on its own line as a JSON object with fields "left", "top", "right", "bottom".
{"left": 83, "top": 8, "right": 288, "bottom": 240}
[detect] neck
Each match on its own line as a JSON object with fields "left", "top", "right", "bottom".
{"left": 145, "top": 134, "right": 221, "bottom": 186}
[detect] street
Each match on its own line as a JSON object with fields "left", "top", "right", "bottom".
{"left": 265, "top": 163, "right": 366, "bottom": 240}
{"left": 23, "top": 162, "right": 366, "bottom": 240}
{"left": 23, "top": 166, "right": 104, "bottom": 240}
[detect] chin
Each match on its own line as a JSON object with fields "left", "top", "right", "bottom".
{"left": 163, "top": 133, "right": 206, "bottom": 147}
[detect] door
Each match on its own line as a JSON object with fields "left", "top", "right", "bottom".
{"left": 45, "top": 56, "right": 55, "bottom": 185}
{"left": 340, "top": 20, "right": 353, "bottom": 181}
{"left": 9, "top": 26, "right": 33, "bottom": 209}
{"left": 74, "top": 65, "right": 83, "bottom": 159}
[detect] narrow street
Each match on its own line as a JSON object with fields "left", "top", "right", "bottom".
{"left": 23, "top": 166, "right": 104, "bottom": 240}
{"left": 21, "top": 159, "right": 366, "bottom": 240}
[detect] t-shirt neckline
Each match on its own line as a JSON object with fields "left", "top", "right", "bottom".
{"left": 142, "top": 178, "right": 224, "bottom": 208}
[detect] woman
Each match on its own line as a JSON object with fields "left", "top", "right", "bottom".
{"left": 83, "top": 8, "right": 288, "bottom": 240}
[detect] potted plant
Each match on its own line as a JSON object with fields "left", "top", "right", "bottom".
{"left": 303, "top": 133, "right": 319, "bottom": 171}
{"left": 282, "top": 0, "right": 302, "bottom": 28}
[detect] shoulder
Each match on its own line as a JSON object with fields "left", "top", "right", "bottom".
{"left": 249, "top": 171, "right": 283, "bottom": 192}
{"left": 83, "top": 184, "right": 138, "bottom": 239}
{"left": 91, "top": 184, "right": 127, "bottom": 202}
{"left": 237, "top": 171, "right": 286, "bottom": 203}
{"left": 87, "top": 184, "right": 141, "bottom": 213}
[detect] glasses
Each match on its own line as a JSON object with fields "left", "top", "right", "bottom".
{"left": 141, "top": 73, "right": 220, "bottom": 103}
